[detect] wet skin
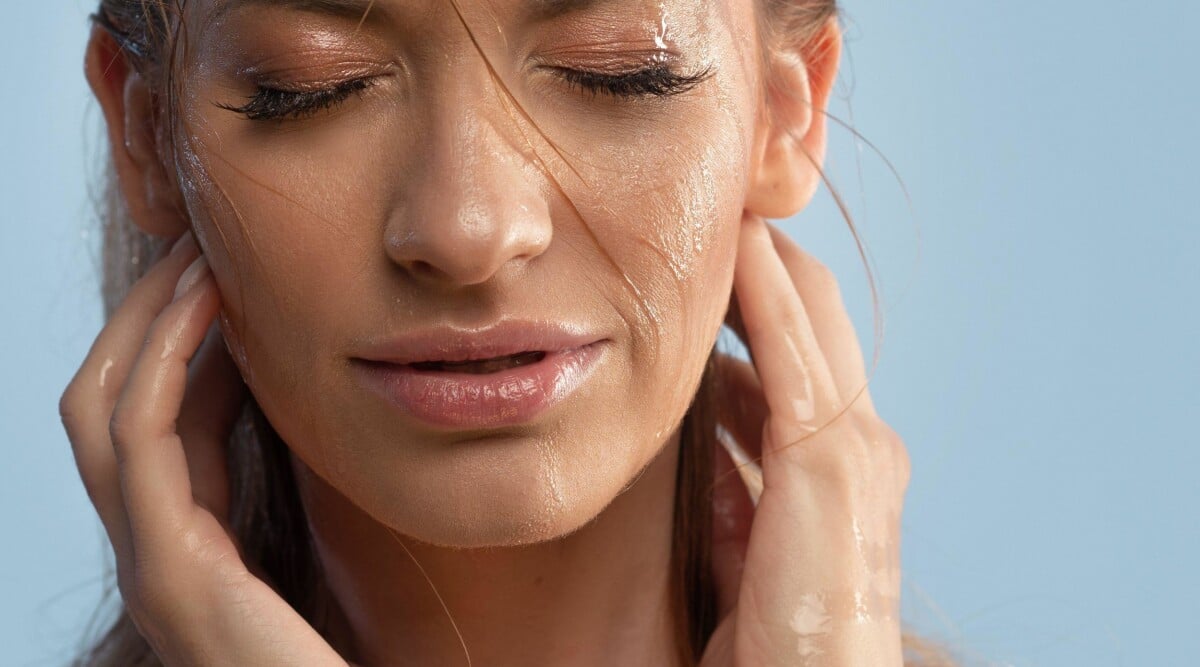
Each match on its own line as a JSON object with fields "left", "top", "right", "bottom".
{"left": 67, "top": 0, "right": 910, "bottom": 664}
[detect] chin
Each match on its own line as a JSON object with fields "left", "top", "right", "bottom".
{"left": 390, "top": 476, "right": 613, "bottom": 550}
{"left": 348, "top": 434, "right": 637, "bottom": 550}
{"left": 284, "top": 363, "right": 675, "bottom": 550}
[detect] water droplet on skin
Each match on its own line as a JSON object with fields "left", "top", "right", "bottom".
{"left": 790, "top": 592, "right": 832, "bottom": 664}
{"left": 97, "top": 357, "right": 114, "bottom": 390}
{"left": 853, "top": 590, "right": 872, "bottom": 623}
{"left": 853, "top": 517, "right": 867, "bottom": 563}
{"left": 779, "top": 333, "right": 819, "bottom": 427}
{"left": 654, "top": 7, "right": 670, "bottom": 50}
{"left": 716, "top": 425, "right": 762, "bottom": 505}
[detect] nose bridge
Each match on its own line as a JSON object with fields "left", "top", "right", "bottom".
{"left": 442, "top": 78, "right": 524, "bottom": 224}
{"left": 386, "top": 61, "right": 551, "bottom": 286}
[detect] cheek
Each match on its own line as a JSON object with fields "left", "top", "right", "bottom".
{"left": 166, "top": 54, "right": 753, "bottom": 545}
{"left": 173, "top": 126, "right": 383, "bottom": 436}
{"left": 573, "top": 122, "right": 745, "bottom": 362}
{"left": 553, "top": 121, "right": 743, "bottom": 456}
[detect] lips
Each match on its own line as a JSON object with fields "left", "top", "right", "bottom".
{"left": 351, "top": 321, "right": 608, "bottom": 429}
{"left": 407, "top": 351, "right": 547, "bottom": 374}
{"left": 355, "top": 320, "right": 602, "bottom": 365}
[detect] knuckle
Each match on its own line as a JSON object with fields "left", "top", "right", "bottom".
{"left": 787, "top": 424, "right": 862, "bottom": 480}
{"left": 895, "top": 442, "right": 913, "bottom": 489}
{"left": 107, "top": 407, "right": 142, "bottom": 454}
{"left": 803, "top": 447, "right": 857, "bottom": 484}
{"left": 57, "top": 385, "right": 86, "bottom": 437}
{"left": 864, "top": 418, "right": 912, "bottom": 487}
{"left": 796, "top": 252, "right": 838, "bottom": 293}
{"left": 809, "top": 256, "right": 838, "bottom": 287}
{"left": 802, "top": 417, "right": 900, "bottom": 475}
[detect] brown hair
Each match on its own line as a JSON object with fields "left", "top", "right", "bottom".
{"left": 78, "top": 1, "right": 958, "bottom": 665}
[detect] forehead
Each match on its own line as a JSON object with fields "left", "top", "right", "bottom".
{"left": 204, "top": 0, "right": 633, "bottom": 26}
{"left": 190, "top": 0, "right": 737, "bottom": 64}
{"left": 188, "top": 0, "right": 757, "bottom": 92}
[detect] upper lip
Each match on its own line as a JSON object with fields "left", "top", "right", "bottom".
{"left": 354, "top": 319, "right": 606, "bottom": 365}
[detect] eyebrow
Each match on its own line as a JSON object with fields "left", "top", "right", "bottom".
{"left": 527, "top": 0, "right": 604, "bottom": 21}
{"left": 210, "top": 0, "right": 379, "bottom": 25}
{"left": 211, "top": 0, "right": 607, "bottom": 24}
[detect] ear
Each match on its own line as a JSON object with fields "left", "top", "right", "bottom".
{"left": 744, "top": 18, "right": 842, "bottom": 220}
{"left": 85, "top": 24, "right": 188, "bottom": 238}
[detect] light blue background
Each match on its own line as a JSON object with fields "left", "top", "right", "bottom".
{"left": 3, "top": 1, "right": 1196, "bottom": 665}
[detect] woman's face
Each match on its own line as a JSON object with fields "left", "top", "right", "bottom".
{"left": 174, "top": 0, "right": 764, "bottom": 547}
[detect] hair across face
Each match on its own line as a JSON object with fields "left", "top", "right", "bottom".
{"left": 125, "top": 0, "right": 765, "bottom": 549}
{"left": 88, "top": 3, "right": 964, "bottom": 666}
{"left": 87, "top": 3, "right": 966, "bottom": 665}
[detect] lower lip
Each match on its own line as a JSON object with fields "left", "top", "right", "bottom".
{"left": 353, "top": 342, "right": 607, "bottom": 429}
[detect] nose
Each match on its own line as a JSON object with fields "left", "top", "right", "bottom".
{"left": 384, "top": 94, "right": 553, "bottom": 288}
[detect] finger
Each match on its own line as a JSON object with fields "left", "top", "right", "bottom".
{"left": 711, "top": 436, "right": 752, "bottom": 618}
{"left": 110, "top": 255, "right": 220, "bottom": 540}
{"left": 722, "top": 292, "right": 750, "bottom": 362}
{"left": 713, "top": 353, "right": 765, "bottom": 459}
{"left": 766, "top": 223, "right": 874, "bottom": 414}
{"left": 60, "top": 234, "right": 200, "bottom": 555}
{"left": 727, "top": 227, "right": 874, "bottom": 414}
{"left": 733, "top": 214, "right": 841, "bottom": 446}
{"left": 177, "top": 319, "right": 248, "bottom": 519}
{"left": 713, "top": 353, "right": 765, "bottom": 505}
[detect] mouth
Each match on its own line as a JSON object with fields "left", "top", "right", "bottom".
{"left": 351, "top": 320, "right": 608, "bottom": 429}
{"left": 405, "top": 351, "right": 548, "bottom": 374}
{"left": 353, "top": 342, "right": 607, "bottom": 430}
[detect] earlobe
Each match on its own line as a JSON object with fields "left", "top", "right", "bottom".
{"left": 85, "top": 25, "right": 187, "bottom": 238}
{"left": 744, "top": 18, "right": 842, "bottom": 222}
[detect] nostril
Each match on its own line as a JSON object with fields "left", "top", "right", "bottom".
{"left": 400, "top": 258, "right": 452, "bottom": 283}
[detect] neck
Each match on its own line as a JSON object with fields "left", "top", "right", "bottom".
{"left": 296, "top": 432, "right": 684, "bottom": 667}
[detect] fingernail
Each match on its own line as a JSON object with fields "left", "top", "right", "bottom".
{"left": 174, "top": 255, "right": 211, "bottom": 300}
{"left": 170, "top": 233, "right": 197, "bottom": 259}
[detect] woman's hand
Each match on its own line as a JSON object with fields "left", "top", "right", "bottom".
{"left": 59, "top": 235, "right": 348, "bottom": 666}
{"left": 702, "top": 215, "right": 910, "bottom": 667}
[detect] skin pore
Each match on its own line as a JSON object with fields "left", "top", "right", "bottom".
{"left": 182, "top": 0, "right": 753, "bottom": 551}
{"left": 184, "top": 2, "right": 755, "bottom": 663}
{"left": 82, "top": 0, "right": 852, "bottom": 664}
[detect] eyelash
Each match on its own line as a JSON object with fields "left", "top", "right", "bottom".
{"left": 554, "top": 63, "right": 714, "bottom": 100}
{"left": 221, "top": 64, "right": 714, "bottom": 122}
{"left": 219, "top": 78, "right": 374, "bottom": 122}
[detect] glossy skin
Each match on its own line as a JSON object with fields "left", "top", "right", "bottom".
{"left": 63, "top": 0, "right": 910, "bottom": 665}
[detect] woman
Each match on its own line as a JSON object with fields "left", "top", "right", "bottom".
{"left": 63, "top": 0, "right": 946, "bottom": 664}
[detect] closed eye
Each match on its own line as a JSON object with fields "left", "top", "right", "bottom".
{"left": 216, "top": 77, "right": 376, "bottom": 122}
{"left": 551, "top": 63, "right": 714, "bottom": 99}
{"left": 218, "top": 63, "right": 713, "bottom": 122}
